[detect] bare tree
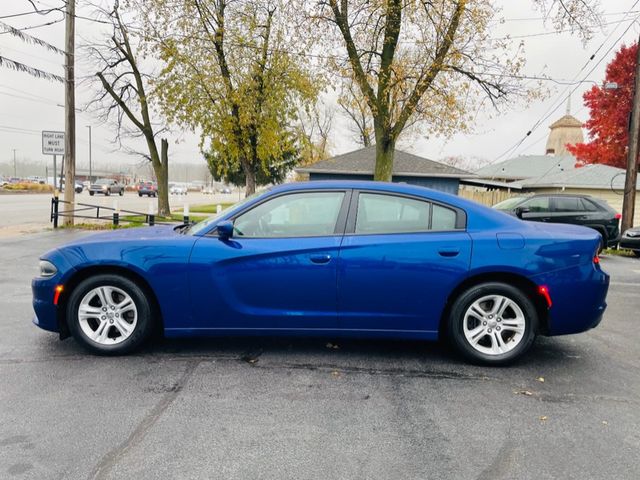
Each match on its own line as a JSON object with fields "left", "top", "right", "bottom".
{"left": 299, "top": 100, "right": 334, "bottom": 165}
{"left": 85, "top": 0, "right": 170, "bottom": 215}
{"left": 338, "top": 79, "right": 372, "bottom": 147}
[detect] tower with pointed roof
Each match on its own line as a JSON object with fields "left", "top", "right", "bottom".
{"left": 545, "top": 97, "right": 584, "bottom": 156}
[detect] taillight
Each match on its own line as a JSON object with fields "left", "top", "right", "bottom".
{"left": 615, "top": 213, "right": 621, "bottom": 220}
{"left": 593, "top": 255, "right": 600, "bottom": 264}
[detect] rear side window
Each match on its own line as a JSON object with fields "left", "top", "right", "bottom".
{"left": 432, "top": 204, "right": 457, "bottom": 230}
{"left": 354, "top": 193, "right": 459, "bottom": 234}
{"left": 580, "top": 198, "right": 600, "bottom": 212}
{"left": 553, "top": 197, "right": 582, "bottom": 212}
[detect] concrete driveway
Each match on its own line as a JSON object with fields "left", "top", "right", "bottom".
{"left": 1, "top": 231, "right": 639, "bottom": 480}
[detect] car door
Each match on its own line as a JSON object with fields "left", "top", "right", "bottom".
{"left": 337, "top": 191, "right": 472, "bottom": 333}
{"left": 188, "top": 190, "right": 350, "bottom": 331}
{"left": 550, "top": 196, "right": 592, "bottom": 227}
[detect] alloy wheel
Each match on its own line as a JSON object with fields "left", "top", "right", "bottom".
{"left": 462, "top": 294, "right": 526, "bottom": 356}
{"left": 77, "top": 286, "right": 138, "bottom": 345}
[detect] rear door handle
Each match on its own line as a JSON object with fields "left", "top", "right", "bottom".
{"left": 438, "top": 248, "right": 460, "bottom": 258}
{"left": 309, "top": 254, "right": 332, "bottom": 264}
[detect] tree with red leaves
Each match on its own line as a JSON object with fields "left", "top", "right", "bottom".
{"left": 567, "top": 43, "right": 637, "bottom": 168}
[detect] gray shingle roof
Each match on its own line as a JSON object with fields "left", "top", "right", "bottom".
{"left": 514, "top": 163, "right": 640, "bottom": 190}
{"left": 296, "top": 146, "right": 471, "bottom": 178}
{"left": 474, "top": 155, "right": 577, "bottom": 180}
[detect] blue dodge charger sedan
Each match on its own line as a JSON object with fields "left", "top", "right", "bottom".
{"left": 32, "top": 181, "right": 609, "bottom": 364}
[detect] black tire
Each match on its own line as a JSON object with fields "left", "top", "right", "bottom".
{"left": 138, "top": 192, "right": 142, "bottom": 197}
{"left": 447, "top": 282, "right": 538, "bottom": 366}
{"left": 119, "top": 189, "right": 124, "bottom": 196}
{"left": 66, "top": 274, "right": 154, "bottom": 355}
{"left": 105, "top": 189, "right": 111, "bottom": 196}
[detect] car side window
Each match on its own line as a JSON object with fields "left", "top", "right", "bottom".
{"left": 520, "top": 196, "right": 550, "bottom": 212}
{"left": 354, "top": 193, "right": 459, "bottom": 234}
{"left": 432, "top": 204, "right": 457, "bottom": 230}
{"left": 554, "top": 197, "right": 581, "bottom": 212}
{"left": 580, "top": 198, "right": 599, "bottom": 212}
{"left": 233, "top": 191, "right": 345, "bottom": 238}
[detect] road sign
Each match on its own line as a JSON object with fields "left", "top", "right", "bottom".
{"left": 42, "top": 131, "right": 65, "bottom": 155}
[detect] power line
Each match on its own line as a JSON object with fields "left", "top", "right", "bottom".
{"left": 490, "top": 7, "right": 640, "bottom": 167}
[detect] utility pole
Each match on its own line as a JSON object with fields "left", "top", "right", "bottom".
{"left": 622, "top": 35, "right": 640, "bottom": 232}
{"left": 62, "top": 0, "right": 76, "bottom": 226}
{"left": 86, "top": 125, "right": 92, "bottom": 183}
{"left": 12, "top": 149, "right": 17, "bottom": 177}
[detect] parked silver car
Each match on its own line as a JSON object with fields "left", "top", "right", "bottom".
{"left": 89, "top": 178, "right": 124, "bottom": 196}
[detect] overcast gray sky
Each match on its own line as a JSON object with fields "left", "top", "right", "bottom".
{"left": 1, "top": 0, "right": 639, "bottom": 177}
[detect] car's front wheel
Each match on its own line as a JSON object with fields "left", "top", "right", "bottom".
{"left": 119, "top": 189, "right": 124, "bottom": 196}
{"left": 447, "top": 282, "right": 537, "bottom": 365}
{"left": 66, "top": 274, "right": 154, "bottom": 355}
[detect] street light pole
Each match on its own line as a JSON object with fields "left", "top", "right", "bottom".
{"left": 12, "top": 149, "right": 17, "bottom": 177}
{"left": 622, "top": 36, "right": 640, "bottom": 232}
{"left": 86, "top": 125, "right": 92, "bottom": 183}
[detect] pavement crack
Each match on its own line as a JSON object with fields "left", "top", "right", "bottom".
{"left": 87, "top": 359, "right": 200, "bottom": 480}
{"left": 249, "top": 361, "right": 492, "bottom": 381}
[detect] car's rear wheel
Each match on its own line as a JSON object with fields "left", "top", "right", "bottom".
{"left": 66, "top": 274, "right": 153, "bottom": 355}
{"left": 633, "top": 250, "right": 640, "bottom": 258}
{"left": 447, "top": 282, "right": 537, "bottom": 365}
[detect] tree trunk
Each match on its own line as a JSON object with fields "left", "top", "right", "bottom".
{"left": 156, "top": 138, "right": 170, "bottom": 217}
{"left": 245, "top": 168, "right": 256, "bottom": 196}
{"left": 374, "top": 127, "right": 395, "bottom": 181}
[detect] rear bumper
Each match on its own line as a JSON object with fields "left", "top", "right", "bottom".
{"left": 532, "top": 262, "right": 609, "bottom": 336}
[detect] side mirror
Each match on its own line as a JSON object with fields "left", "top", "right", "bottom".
{"left": 515, "top": 206, "right": 531, "bottom": 219}
{"left": 216, "top": 220, "right": 234, "bottom": 239}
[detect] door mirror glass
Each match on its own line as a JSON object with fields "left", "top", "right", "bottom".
{"left": 217, "top": 220, "right": 234, "bottom": 239}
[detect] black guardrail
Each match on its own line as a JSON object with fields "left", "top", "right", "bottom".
{"left": 50, "top": 193, "right": 189, "bottom": 228}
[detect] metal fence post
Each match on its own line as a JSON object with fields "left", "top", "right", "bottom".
{"left": 52, "top": 191, "right": 59, "bottom": 229}
{"left": 183, "top": 203, "right": 189, "bottom": 224}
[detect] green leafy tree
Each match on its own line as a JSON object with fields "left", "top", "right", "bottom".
{"left": 138, "top": 0, "right": 319, "bottom": 195}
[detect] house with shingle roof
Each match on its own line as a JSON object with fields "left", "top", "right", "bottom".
{"left": 295, "top": 146, "right": 471, "bottom": 195}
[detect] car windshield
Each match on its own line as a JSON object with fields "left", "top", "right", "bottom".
{"left": 95, "top": 179, "right": 111, "bottom": 185}
{"left": 493, "top": 197, "right": 526, "bottom": 210}
{"left": 185, "top": 190, "right": 265, "bottom": 236}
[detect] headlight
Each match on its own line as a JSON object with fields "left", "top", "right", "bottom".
{"left": 39, "top": 260, "right": 57, "bottom": 277}
{"left": 102, "top": 185, "right": 107, "bottom": 189}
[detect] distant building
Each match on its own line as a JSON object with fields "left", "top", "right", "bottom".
{"left": 296, "top": 146, "right": 471, "bottom": 195}
{"left": 545, "top": 98, "right": 584, "bottom": 156}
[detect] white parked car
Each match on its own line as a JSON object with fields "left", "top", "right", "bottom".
{"left": 170, "top": 183, "right": 188, "bottom": 195}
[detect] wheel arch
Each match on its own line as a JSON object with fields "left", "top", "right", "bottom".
{"left": 439, "top": 271, "right": 550, "bottom": 338}
{"left": 57, "top": 265, "right": 164, "bottom": 339}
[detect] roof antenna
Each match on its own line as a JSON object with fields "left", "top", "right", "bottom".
{"left": 565, "top": 95, "right": 571, "bottom": 116}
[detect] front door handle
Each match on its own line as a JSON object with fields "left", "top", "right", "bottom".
{"left": 309, "top": 254, "right": 332, "bottom": 264}
{"left": 438, "top": 248, "right": 460, "bottom": 258}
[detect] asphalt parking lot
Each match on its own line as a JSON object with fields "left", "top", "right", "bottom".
{"left": 1, "top": 230, "right": 639, "bottom": 480}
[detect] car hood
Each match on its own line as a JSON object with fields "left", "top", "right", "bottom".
{"left": 64, "top": 225, "right": 181, "bottom": 245}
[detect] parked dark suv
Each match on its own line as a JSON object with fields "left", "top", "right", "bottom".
{"left": 493, "top": 194, "right": 621, "bottom": 248}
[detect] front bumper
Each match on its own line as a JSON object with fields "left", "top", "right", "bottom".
{"left": 32, "top": 250, "right": 77, "bottom": 335}
{"left": 619, "top": 234, "right": 640, "bottom": 251}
